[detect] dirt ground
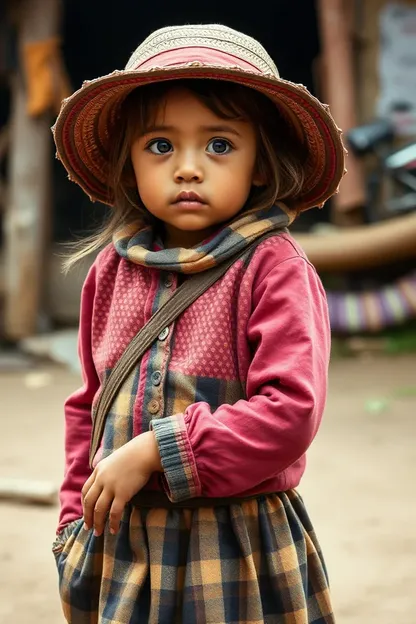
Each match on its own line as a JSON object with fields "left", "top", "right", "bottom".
{"left": 0, "top": 354, "right": 415, "bottom": 623}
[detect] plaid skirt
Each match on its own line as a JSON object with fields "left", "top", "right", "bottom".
{"left": 53, "top": 490, "right": 334, "bottom": 624}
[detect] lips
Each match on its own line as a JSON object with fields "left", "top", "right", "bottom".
{"left": 173, "top": 191, "right": 205, "bottom": 204}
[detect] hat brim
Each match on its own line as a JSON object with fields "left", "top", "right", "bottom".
{"left": 53, "top": 64, "right": 346, "bottom": 211}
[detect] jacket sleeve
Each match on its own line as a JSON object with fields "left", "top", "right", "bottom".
{"left": 151, "top": 255, "right": 331, "bottom": 502}
{"left": 57, "top": 263, "right": 100, "bottom": 532}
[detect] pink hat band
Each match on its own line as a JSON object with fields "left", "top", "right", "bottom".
{"left": 135, "top": 47, "right": 264, "bottom": 74}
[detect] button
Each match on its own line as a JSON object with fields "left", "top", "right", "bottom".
{"left": 148, "top": 399, "right": 160, "bottom": 415}
{"left": 158, "top": 327, "right": 169, "bottom": 341}
{"left": 151, "top": 371, "right": 162, "bottom": 386}
{"left": 164, "top": 274, "right": 174, "bottom": 288}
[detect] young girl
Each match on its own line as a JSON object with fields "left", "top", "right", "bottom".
{"left": 52, "top": 24, "right": 345, "bottom": 624}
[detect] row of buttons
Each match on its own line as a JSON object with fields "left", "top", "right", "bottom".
{"left": 149, "top": 366, "right": 163, "bottom": 413}
{"left": 147, "top": 276, "right": 173, "bottom": 417}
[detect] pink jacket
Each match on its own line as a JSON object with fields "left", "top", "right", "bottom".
{"left": 58, "top": 233, "right": 330, "bottom": 532}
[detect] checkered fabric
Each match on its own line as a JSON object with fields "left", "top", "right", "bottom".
{"left": 113, "top": 203, "right": 292, "bottom": 274}
{"left": 53, "top": 491, "right": 333, "bottom": 623}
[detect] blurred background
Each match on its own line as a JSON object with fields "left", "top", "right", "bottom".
{"left": 0, "top": 1, "right": 415, "bottom": 622}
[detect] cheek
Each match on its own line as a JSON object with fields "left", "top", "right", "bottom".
{"left": 136, "top": 175, "right": 159, "bottom": 206}
{"left": 133, "top": 159, "right": 161, "bottom": 197}
{"left": 228, "top": 156, "right": 257, "bottom": 192}
{"left": 231, "top": 145, "right": 257, "bottom": 177}
{"left": 131, "top": 146, "right": 159, "bottom": 185}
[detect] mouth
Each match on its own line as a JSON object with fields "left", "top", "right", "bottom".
{"left": 172, "top": 191, "right": 207, "bottom": 209}
{"left": 173, "top": 191, "right": 205, "bottom": 204}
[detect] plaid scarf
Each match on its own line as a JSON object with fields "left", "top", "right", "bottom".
{"left": 113, "top": 204, "right": 291, "bottom": 273}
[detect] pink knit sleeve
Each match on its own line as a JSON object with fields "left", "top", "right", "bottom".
{"left": 151, "top": 254, "right": 331, "bottom": 501}
{"left": 57, "top": 263, "right": 100, "bottom": 532}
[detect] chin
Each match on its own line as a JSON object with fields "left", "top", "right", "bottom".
{"left": 169, "top": 220, "right": 216, "bottom": 231}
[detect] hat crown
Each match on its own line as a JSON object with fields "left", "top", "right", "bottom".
{"left": 125, "top": 24, "right": 279, "bottom": 77}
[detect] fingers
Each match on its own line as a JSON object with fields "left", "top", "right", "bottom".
{"left": 82, "top": 481, "right": 103, "bottom": 531}
{"left": 92, "top": 490, "right": 114, "bottom": 537}
{"left": 83, "top": 486, "right": 126, "bottom": 536}
{"left": 80, "top": 454, "right": 133, "bottom": 537}
{"left": 108, "top": 498, "right": 125, "bottom": 535}
{"left": 81, "top": 472, "right": 95, "bottom": 501}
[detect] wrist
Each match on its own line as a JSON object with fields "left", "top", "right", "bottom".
{"left": 135, "top": 431, "right": 163, "bottom": 473}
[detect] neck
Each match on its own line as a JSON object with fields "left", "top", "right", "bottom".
{"left": 163, "top": 224, "right": 217, "bottom": 249}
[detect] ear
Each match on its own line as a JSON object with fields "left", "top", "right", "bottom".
{"left": 252, "top": 173, "right": 265, "bottom": 187}
{"left": 252, "top": 163, "right": 266, "bottom": 186}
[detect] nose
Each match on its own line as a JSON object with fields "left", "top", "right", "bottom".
{"left": 174, "top": 151, "right": 203, "bottom": 183}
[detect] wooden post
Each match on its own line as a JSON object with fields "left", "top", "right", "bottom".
{"left": 355, "top": 0, "right": 384, "bottom": 125}
{"left": 4, "top": 0, "right": 61, "bottom": 339}
{"left": 317, "top": 0, "right": 367, "bottom": 225}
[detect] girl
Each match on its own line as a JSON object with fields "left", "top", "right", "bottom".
{"left": 52, "top": 24, "right": 345, "bottom": 624}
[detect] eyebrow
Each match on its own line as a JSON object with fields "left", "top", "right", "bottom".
{"left": 141, "top": 124, "right": 175, "bottom": 136}
{"left": 199, "top": 125, "right": 242, "bottom": 137}
{"left": 141, "top": 124, "right": 242, "bottom": 137}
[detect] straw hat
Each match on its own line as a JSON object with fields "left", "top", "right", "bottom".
{"left": 53, "top": 24, "right": 346, "bottom": 211}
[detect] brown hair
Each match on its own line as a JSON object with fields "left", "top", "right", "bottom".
{"left": 64, "top": 79, "right": 307, "bottom": 269}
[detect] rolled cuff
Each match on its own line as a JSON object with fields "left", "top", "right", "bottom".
{"left": 151, "top": 415, "right": 201, "bottom": 502}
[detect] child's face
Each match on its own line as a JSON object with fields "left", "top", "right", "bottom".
{"left": 130, "top": 87, "right": 260, "bottom": 247}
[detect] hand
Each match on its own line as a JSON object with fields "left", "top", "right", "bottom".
{"left": 81, "top": 431, "right": 162, "bottom": 536}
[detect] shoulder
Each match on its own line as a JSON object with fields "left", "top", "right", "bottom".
{"left": 88, "top": 242, "right": 131, "bottom": 283}
{"left": 242, "top": 233, "right": 328, "bottom": 331}
{"left": 79, "top": 243, "right": 122, "bottom": 297}
{"left": 94, "top": 242, "right": 121, "bottom": 274}
{"left": 246, "top": 232, "right": 316, "bottom": 285}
